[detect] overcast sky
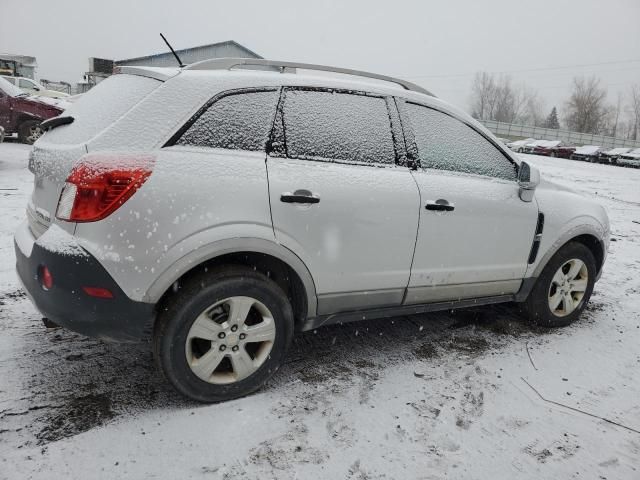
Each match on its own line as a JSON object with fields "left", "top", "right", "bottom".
{"left": 2, "top": 0, "right": 639, "bottom": 114}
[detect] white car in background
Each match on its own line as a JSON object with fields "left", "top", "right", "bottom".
{"left": 617, "top": 148, "right": 640, "bottom": 168}
{"left": 507, "top": 138, "right": 536, "bottom": 153}
{"left": 0, "top": 75, "right": 69, "bottom": 99}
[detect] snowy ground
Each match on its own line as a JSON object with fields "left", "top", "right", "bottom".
{"left": 0, "top": 141, "right": 639, "bottom": 479}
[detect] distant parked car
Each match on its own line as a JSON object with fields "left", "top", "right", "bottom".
{"left": 507, "top": 138, "right": 536, "bottom": 153}
{"left": 1, "top": 75, "right": 70, "bottom": 99}
{"left": 571, "top": 146, "right": 603, "bottom": 162}
{"left": 532, "top": 144, "right": 575, "bottom": 158}
{"left": 0, "top": 76, "right": 64, "bottom": 144}
{"left": 598, "top": 147, "right": 631, "bottom": 165}
{"left": 525, "top": 140, "right": 561, "bottom": 154}
{"left": 549, "top": 146, "right": 576, "bottom": 159}
{"left": 617, "top": 148, "right": 640, "bottom": 168}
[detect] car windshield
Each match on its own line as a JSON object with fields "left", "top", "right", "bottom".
{"left": 0, "top": 76, "right": 28, "bottom": 97}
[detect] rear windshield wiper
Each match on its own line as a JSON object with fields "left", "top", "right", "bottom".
{"left": 41, "top": 116, "right": 74, "bottom": 131}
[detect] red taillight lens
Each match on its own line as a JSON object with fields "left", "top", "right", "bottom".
{"left": 56, "top": 153, "right": 155, "bottom": 222}
{"left": 39, "top": 265, "right": 53, "bottom": 290}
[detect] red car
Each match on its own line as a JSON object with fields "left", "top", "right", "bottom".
{"left": 0, "top": 76, "right": 63, "bottom": 144}
{"left": 533, "top": 145, "right": 575, "bottom": 159}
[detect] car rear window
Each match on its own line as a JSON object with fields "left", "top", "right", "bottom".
{"left": 40, "top": 74, "right": 161, "bottom": 144}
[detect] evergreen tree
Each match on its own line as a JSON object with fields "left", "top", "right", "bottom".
{"left": 544, "top": 107, "right": 560, "bottom": 129}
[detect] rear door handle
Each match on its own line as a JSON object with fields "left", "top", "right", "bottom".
{"left": 425, "top": 199, "right": 455, "bottom": 212}
{"left": 280, "top": 191, "right": 320, "bottom": 204}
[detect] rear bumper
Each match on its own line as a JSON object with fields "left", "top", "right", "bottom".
{"left": 14, "top": 221, "right": 155, "bottom": 342}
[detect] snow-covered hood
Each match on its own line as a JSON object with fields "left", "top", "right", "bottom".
{"left": 25, "top": 95, "right": 70, "bottom": 111}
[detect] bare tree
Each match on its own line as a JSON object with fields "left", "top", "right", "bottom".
{"left": 628, "top": 84, "right": 640, "bottom": 140}
{"left": 564, "top": 76, "right": 609, "bottom": 134}
{"left": 611, "top": 91, "right": 623, "bottom": 138}
{"left": 470, "top": 72, "right": 497, "bottom": 120}
{"left": 520, "top": 89, "right": 545, "bottom": 127}
{"left": 469, "top": 72, "right": 541, "bottom": 125}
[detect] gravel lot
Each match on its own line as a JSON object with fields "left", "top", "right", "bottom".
{"left": 1, "top": 142, "right": 639, "bottom": 479}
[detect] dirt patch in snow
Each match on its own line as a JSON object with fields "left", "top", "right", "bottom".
{"left": 35, "top": 393, "right": 114, "bottom": 445}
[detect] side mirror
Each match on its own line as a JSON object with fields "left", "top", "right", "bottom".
{"left": 518, "top": 161, "right": 540, "bottom": 202}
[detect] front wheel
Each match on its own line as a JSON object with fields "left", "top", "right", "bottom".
{"left": 18, "top": 120, "right": 44, "bottom": 144}
{"left": 153, "top": 265, "right": 294, "bottom": 402}
{"left": 523, "top": 242, "right": 596, "bottom": 327}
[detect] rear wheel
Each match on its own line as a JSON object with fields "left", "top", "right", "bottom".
{"left": 18, "top": 120, "right": 44, "bottom": 144}
{"left": 153, "top": 265, "right": 294, "bottom": 402}
{"left": 524, "top": 242, "right": 596, "bottom": 327}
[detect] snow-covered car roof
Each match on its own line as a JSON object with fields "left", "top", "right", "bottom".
{"left": 527, "top": 139, "right": 561, "bottom": 148}
{"left": 603, "top": 147, "right": 631, "bottom": 155}
{"left": 574, "top": 145, "right": 602, "bottom": 155}
{"left": 507, "top": 138, "right": 535, "bottom": 147}
{"left": 26, "top": 95, "right": 71, "bottom": 110}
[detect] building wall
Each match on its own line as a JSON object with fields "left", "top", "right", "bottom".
{"left": 116, "top": 43, "right": 260, "bottom": 68}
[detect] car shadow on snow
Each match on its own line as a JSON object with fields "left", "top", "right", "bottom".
{"left": 0, "top": 290, "right": 605, "bottom": 447}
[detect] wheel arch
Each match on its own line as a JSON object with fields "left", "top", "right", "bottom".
{"left": 532, "top": 225, "right": 606, "bottom": 280}
{"left": 147, "top": 238, "right": 318, "bottom": 326}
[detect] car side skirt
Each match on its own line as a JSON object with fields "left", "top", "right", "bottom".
{"left": 300, "top": 277, "right": 537, "bottom": 332}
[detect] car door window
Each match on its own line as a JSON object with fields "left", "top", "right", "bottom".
{"left": 175, "top": 89, "right": 279, "bottom": 151}
{"left": 280, "top": 89, "right": 396, "bottom": 165}
{"left": 402, "top": 102, "right": 517, "bottom": 180}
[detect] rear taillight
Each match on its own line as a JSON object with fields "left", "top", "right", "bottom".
{"left": 56, "top": 153, "right": 155, "bottom": 222}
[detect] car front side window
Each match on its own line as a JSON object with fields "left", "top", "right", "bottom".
{"left": 401, "top": 101, "right": 517, "bottom": 181}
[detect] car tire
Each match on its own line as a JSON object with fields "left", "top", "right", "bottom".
{"left": 153, "top": 265, "right": 294, "bottom": 403}
{"left": 18, "top": 120, "right": 43, "bottom": 145}
{"left": 524, "top": 242, "right": 596, "bottom": 328}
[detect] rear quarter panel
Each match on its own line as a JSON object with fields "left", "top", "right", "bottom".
{"left": 74, "top": 146, "right": 274, "bottom": 302}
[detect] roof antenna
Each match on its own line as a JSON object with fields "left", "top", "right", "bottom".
{"left": 160, "top": 33, "right": 185, "bottom": 68}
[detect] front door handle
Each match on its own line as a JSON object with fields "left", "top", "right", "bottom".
{"left": 425, "top": 199, "right": 455, "bottom": 212}
{"left": 280, "top": 191, "right": 320, "bottom": 204}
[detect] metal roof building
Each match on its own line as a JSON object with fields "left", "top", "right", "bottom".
{"left": 115, "top": 40, "right": 262, "bottom": 68}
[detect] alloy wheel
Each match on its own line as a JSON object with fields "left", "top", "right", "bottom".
{"left": 185, "top": 296, "right": 276, "bottom": 384}
{"left": 27, "top": 125, "right": 43, "bottom": 144}
{"left": 547, "top": 258, "right": 588, "bottom": 317}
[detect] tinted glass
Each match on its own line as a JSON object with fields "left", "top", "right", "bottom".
{"left": 283, "top": 90, "right": 395, "bottom": 164}
{"left": 176, "top": 90, "right": 278, "bottom": 151}
{"left": 404, "top": 102, "right": 517, "bottom": 180}
{"left": 19, "top": 79, "right": 35, "bottom": 89}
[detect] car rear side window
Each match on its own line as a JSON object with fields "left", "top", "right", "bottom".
{"left": 281, "top": 89, "right": 395, "bottom": 165}
{"left": 175, "top": 90, "right": 279, "bottom": 151}
{"left": 403, "top": 102, "right": 517, "bottom": 180}
{"left": 40, "top": 74, "right": 161, "bottom": 145}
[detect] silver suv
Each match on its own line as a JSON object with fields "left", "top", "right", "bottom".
{"left": 15, "top": 59, "right": 609, "bottom": 402}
